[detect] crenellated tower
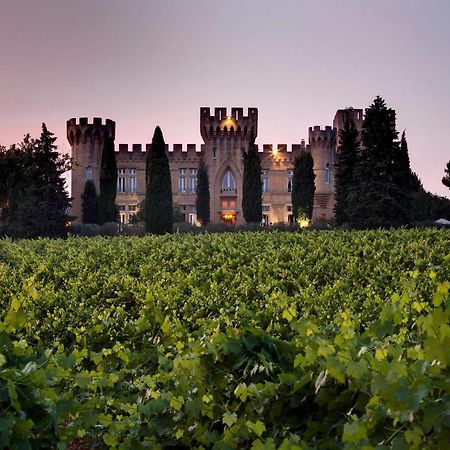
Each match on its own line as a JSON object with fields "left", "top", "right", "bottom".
{"left": 309, "top": 125, "right": 337, "bottom": 221}
{"left": 67, "top": 117, "right": 115, "bottom": 222}
{"left": 200, "top": 107, "right": 258, "bottom": 224}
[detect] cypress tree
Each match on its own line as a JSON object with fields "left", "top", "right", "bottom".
{"left": 98, "top": 134, "right": 117, "bottom": 224}
{"left": 334, "top": 118, "right": 359, "bottom": 225}
{"left": 145, "top": 126, "right": 173, "bottom": 234}
{"left": 196, "top": 157, "right": 210, "bottom": 226}
{"left": 348, "top": 96, "right": 409, "bottom": 228}
{"left": 81, "top": 180, "right": 100, "bottom": 224}
{"left": 442, "top": 161, "right": 450, "bottom": 190}
{"left": 242, "top": 136, "right": 262, "bottom": 223}
{"left": 292, "top": 150, "right": 316, "bottom": 221}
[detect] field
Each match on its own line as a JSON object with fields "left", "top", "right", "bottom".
{"left": 0, "top": 229, "right": 449, "bottom": 449}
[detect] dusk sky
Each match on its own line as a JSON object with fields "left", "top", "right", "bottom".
{"left": 1, "top": 0, "right": 449, "bottom": 197}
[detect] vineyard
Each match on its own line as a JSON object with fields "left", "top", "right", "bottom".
{"left": 0, "top": 229, "right": 449, "bottom": 449}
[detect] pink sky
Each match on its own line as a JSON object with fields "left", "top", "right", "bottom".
{"left": 1, "top": 0, "right": 449, "bottom": 197}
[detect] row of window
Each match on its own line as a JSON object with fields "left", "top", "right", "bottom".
{"left": 85, "top": 164, "right": 331, "bottom": 197}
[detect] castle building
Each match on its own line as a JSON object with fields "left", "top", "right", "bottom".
{"left": 67, "top": 107, "right": 363, "bottom": 225}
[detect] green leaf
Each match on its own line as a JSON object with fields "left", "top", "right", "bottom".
{"left": 223, "top": 412, "right": 238, "bottom": 427}
{"left": 246, "top": 420, "right": 266, "bottom": 437}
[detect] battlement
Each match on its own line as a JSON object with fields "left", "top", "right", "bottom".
{"left": 200, "top": 107, "right": 258, "bottom": 141}
{"left": 260, "top": 143, "right": 307, "bottom": 154}
{"left": 67, "top": 117, "right": 115, "bottom": 146}
{"left": 308, "top": 126, "right": 336, "bottom": 148}
{"left": 115, "top": 143, "right": 202, "bottom": 161}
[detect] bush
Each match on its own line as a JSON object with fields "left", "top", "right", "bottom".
{"left": 68, "top": 222, "right": 119, "bottom": 237}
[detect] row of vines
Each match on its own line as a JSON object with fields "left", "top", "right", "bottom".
{"left": 0, "top": 229, "right": 449, "bottom": 449}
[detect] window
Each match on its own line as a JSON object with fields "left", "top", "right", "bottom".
{"left": 129, "top": 168, "right": 136, "bottom": 193}
{"left": 179, "top": 168, "right": 187, "bottom": 193}
{"left": 188, "top": 213, "right": 197, "bottom": 225}
{"left": 325, "top": 163, "right": 331, "bottom": 184}
{"left": 128, "top": 204, "right": 137, "bottom": 212}
{"left": 262, "top": 170, "right": 269, "bottom": 193}
{"left": 287, "top": 170, "right": 293, "bottom": 193}
{"left": 212, "top": 147, "right": 216, "bottom": 159}
{"left": 222, "top": 170, "right": 236, "bottom": 191}
{"left": 118, "top": 204, "right": 126, "bottom": 223}
{"left": 85, "top": 166, "right": 93, "bottom": 181}
{"left": 221, "top": 199, "right": 236, "bottom": 210}
{"left": 190, "top": 168, "right": 197, "bottom": 192}
{"left": 117, "top": 169, "right": 126, "bottom": 193}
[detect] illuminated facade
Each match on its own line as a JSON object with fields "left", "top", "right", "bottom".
{"left": 67, "top": 107, "right": 363, "bottom": 224}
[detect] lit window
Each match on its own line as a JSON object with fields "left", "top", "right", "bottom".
{"left": 325, "top": 163, "right": 331, "bottom": 184}
{"left": 179, "top": 168, "right": 187, "bottom": 193}
{"left": 118, "top": 204, "right": 126, "bottom": 223}
{"left": 85, "top": 166, "right": 93, "bottom": 181}
{"left": 117, "top": 169, "right": 126, "bottom": 193}
{"left": 222, "top": 170, "right": 236, "bottom": 190}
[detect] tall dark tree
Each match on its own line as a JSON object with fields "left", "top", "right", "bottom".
{"left": 242, "top": 136, "right": 262, "bottom": 223}
{"left": 98, "top": 135, "right": 118, "bottom": 223}
{"left": 442, "top": 161, "right": 450, "bottom": 190}
{"left": 145, "top": 126, "right": 173, "bottom": 234}
{"left": 196, "top": 157, "right": 210, "bottom": 226}
{"left": 291, "top": 150, "right": 316, "bottom": 220}
{"left": 334, "top": 118, "right": 359, "bottom": 225}
{"left": 5, "top": 125, "right": 71, "bottom": 238}
{"left": 81, "top": 180, "right": 100, "bottom": 224}
{"left": 347, "top": 96, "right": 409, "bottom": 228}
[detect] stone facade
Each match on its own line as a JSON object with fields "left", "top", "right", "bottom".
{"left": 67, "top": 107, "right": 363, "bottom": 224}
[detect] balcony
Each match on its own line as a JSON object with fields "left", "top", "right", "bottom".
{"left": 220, "top": 187, "right": 237, "bottom": 195}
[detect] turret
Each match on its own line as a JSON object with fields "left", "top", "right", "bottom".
{"left": 67, "top": 117, "right": 116, "bottom": 222}
{"left": 308, "top": 125, "right": 337, "bottom": 221}
{"left": 200, "top": 107, "right": 258, "bottom": 143}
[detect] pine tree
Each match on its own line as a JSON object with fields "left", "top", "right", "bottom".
{"left": 5, "top": 125, "right": 71, "bottom": 238}
{"left": 196, "top": 157, "right": 210, "bottom": 226}
{"left": 81, "top": 180, "right": 100, "bottom": 224}
{"left": 145, "top": 126, "right": 173, "bottom": 234}
{"left": 334, "top": 118, "right": 359, "bottom": 225}
{"left": 242, "top": 136, "right": 262, "bottom": 223}
{"left": 98, "top": 135, "right": 118, "bottom": 223}
{"left": 348, "top": 96, "right": 409, "bottom": 228}
{"left": 442, "top": 161, "right": 450, "bottom": 190}
{"left": 291, "top": 150, "right": 316, "bottom": 220}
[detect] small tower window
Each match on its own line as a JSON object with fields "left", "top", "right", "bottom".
{"left": 213, "top": 147, "right": 216, "bottom": 159}
{"left": 325, "top": 163, "right": 331, "bottom": 184}
{"left": 85, "top": 166, "right": 93, "bottom": 181}
{"left": 287, "top": 169, "right": 293, "bottom": 192}
{"left": 261, "top": 170, "right": 269, "bottom": 193}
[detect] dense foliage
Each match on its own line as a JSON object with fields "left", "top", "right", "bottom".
{"left": 81, "top": 180, "right": 100, "bottom": 224}
{"left": 292, "top": 151, "right": 315, "bottom": 220}
{"left": 145, "top": 127, "right": 173, "bottom": 234}
{"left": 196, "top": 158, "right": 210, "bottom": 226}
{"left": 0, "top": 230, "right": 449, "bottom": 448}
{"left": 98, "top": 135, "right": 118, "bottom": 224}
{"left": 242, "top": 137, "right": 262, "bottom": 224}
{"left": 0, "top": 125, "right": 70, "bottom": 238}
{"left": 334, "top": 118, "right": 359, "bottom": 226}
{"left": 348, "top": 97, "right": 410, "bottom": 228}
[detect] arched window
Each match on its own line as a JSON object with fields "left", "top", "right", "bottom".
{"left": 222, "top": 170, "right": 236, "bottom": 190}
{"left": 325, "top": 163, "right": 331, "bottom": 184}
{"left": 85, "top": 166, "right": 93, "bottom": 181}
